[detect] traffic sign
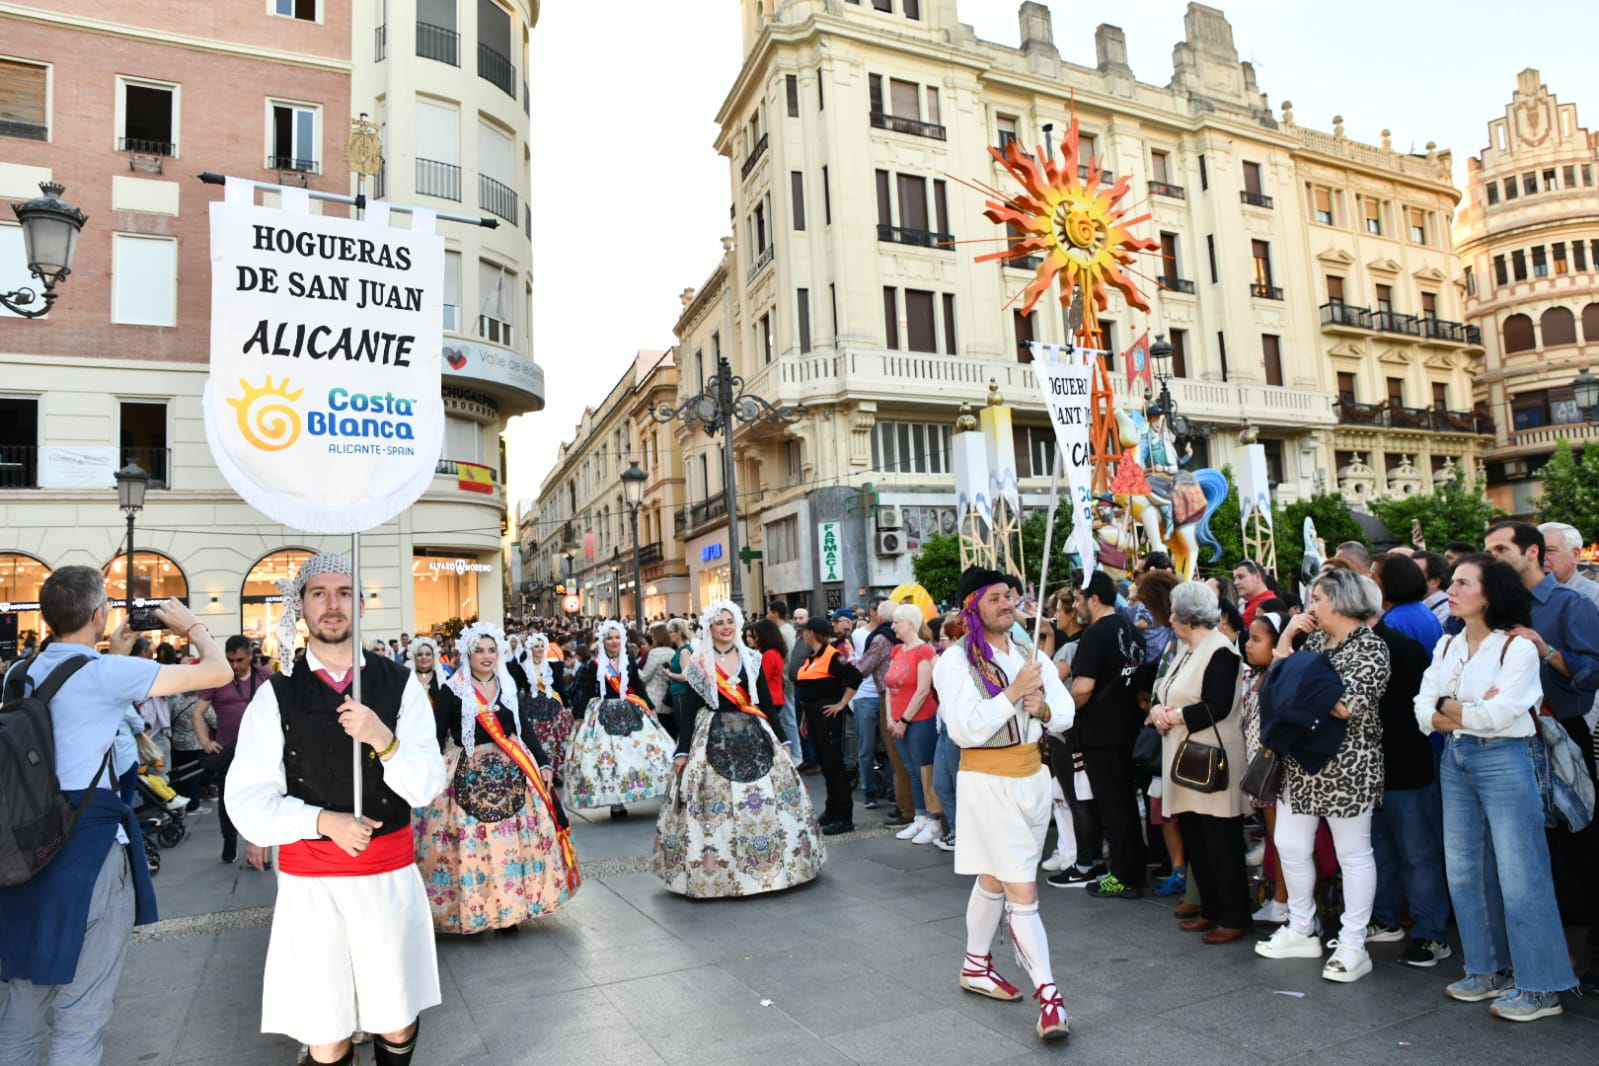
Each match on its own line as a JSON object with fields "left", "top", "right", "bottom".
{"left": 561, "top": 593, "right": 582, "bottom": 614}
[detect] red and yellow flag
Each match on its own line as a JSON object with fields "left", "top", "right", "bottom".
{"left": 456, "top": 461, "right": 495, "bottom": 494}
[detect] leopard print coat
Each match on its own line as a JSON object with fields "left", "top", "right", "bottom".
{"left": 1281, "top": 625, "right": 1389, "bottom": 818}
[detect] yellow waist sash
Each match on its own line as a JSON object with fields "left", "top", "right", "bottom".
{"left": 960, "top": 743, "right": 1042, "bottom": 778}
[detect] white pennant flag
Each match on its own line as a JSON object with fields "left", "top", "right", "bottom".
{"left": 1031, "top": 343, "right": 1100, "bottom": 585}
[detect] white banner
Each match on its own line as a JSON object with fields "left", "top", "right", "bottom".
{"left": 951, "top": 429, "right": 991, "bottom": 526}
{"left": 203, "top": 200, "right": 445, "bottom": 533}
{"left": 36, "top": 446, "right": 118, "bottom": 488}
{"left": 1237, "top": 442, "right": 1272, "bottom": 529}
{"left": 1031, "top": 343, "right": 1101, "bottom": 584}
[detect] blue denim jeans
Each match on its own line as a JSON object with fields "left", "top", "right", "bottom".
{"left": 1370, "top": 780, "right": 1450, "bottom": 942}
{"left": 892, "top": 717, "right": 938, "bottom": 814}
{"left": 1440, "top": 733, "right": 1577, "bottom": 992}
{"left": 852, "top": 698, "right": 883, "bottom": 801}
{"left": 933, "top": 726, "right": 959, "bottom": 831}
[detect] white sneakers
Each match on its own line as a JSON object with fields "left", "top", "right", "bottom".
{"left": 1321, "top": 940, "right": 1372, "bottom": 982}
{"left": 1040, "top": 851, "right": 1071, "bottom": 872}
{"left": 895, "top": 816, "right": 926, "bottom": 840}
{"left": 1251, "top": 899, "right": 1289, "bottom": 924}
{"left": 1254, "top": 925, "right": 1323, "bottom": 960}
{"left": 911, "top": 820, "right": 941, "bottom": 845}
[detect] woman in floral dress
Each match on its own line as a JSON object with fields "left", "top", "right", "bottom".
{"left": 653, "top": 600, "right": 825, "bottom": 897}
{"left": 517, "top": 632, "right": 574, "bottom": 784}
{"left": 414, "top": 622, "right": 580, "bottom": 935}
{"left": 567, "top": 620, "right": 674, "bottom": 817}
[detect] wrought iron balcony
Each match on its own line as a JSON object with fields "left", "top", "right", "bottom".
{"left": 637, "top": 542, "right": 664, "bottom": 568}
{"left": 740, "top": 132, "right": 768, "bottom": 180}
{"left": 479, "top": 174, "right": 517, "bottom": 223}
{"left": 1320, "top": 302, "right": 1373, "bottom": 330}
{"left": 1422, "top": 317, "right": 1472, "bottom": 344}
{"left": 1334, "top": 398, "right": 1388, "bottom": 426}
{"left": 1079, "top": 164, "right": 1117, "bottom": 183}
{"left": 877, "top": 225, "right": 954, "bottom": 250}
{"left": 122, "top": 447, "right": 172, "bottom": 490}
{"left": 416, "top": 21, "right": 459, "bottom": 66}
{"left": 477, "top": 44, "right": 516, "bottom": 98}
{"left": 0, "top": 120, "right": 47, "bottom": 142}
{"left": 1374, "top": 310, "right": 1421, "bottom": 336}
{"left": 268, "top": 155, "right": 318, "bottom": 173}
{"left": 869, "top": 111, "right": 946, "bottom": 141}
{"left": 434, "top": 459, "right": 497, "bottom": 482}
{"left": 1149, "top": 180, "right": 1185, "bottom": 199}
{"left": 748, "top": 243, "right": 774, "bottom": 280}
{"left": 119, "top": 137, "right": 173, "bottom": 157}
{"left": 1240, "top": 190, "right": 1274, "bottom": 208}
{"left": 687, "top": 496, "right": 728, "bottom": 531}
{"left": 416, "top": 158, "right": 461, "bottom": 201}
{"left": 1390, "top": 403, "right": 1433, "bottom": 429}
{"left": 1157, "top": 276, "right": 1195, "bottom": 294}
{"left": 1249, "top": 283, "right": 1283, "bottom": 300}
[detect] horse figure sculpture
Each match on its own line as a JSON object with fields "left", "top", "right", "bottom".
{"left": 1097, "top": 406, "right": 1228, "bottom": 580}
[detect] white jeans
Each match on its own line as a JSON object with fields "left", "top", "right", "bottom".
{"left": 1274, "top": 800, "right": 1376, "bottom": 950}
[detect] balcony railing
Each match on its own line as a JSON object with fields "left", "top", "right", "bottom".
{"left": 877, "top": 225, "right": 954, "bottom": 250}
{"left": 1422, "top": 317, "right": 1473, "bottom": 344}
{"left": 740, "top": 132, "right": 768, "bottom": 180}
{"left": 1240, "top": 190, "right": 1274, "bottom": 208}
{"left": 1149, "top": 180, "right": 1185, "bottom": 199}
{"left": 1389, "top": 403, "right": 1433, "bottom": 429}
{"left": 674, "top": 509, "right": 688, "bottom": 537}
{"left": 0, "top": 120, "right": 47, "bottom": 142}
{"left": 689, "top": 496, "right": 729, "bottom": 529}
{"left": 1156, "top": 276, "right": 1195, "bottom": 294}
{"left": 122, "top": 447, "right": 171, "bottom": 489}
{"left": 416, "top": 158, "right": 461, "bottom": 201}
{"left": 479, "top": 173, "right": 517, "bottom": 223}
{"left": 374, "top": 23, "right": 386, "bottom": 61}
{"left": 870, "top": 111, "right": 946, "bottom": 140}
{"left": 268, "top": 155, "right": 318, "bottom": 173}
{"left": 0, "top": 445, "right": 37, "bottom": 489}
{"left": 748, "top": 243, "right": 774, "bottom": 280}
{"left": 1249, "top": 283, "right": 1283, "bottom": 300}
{"left": 1334, "top": 399, "right": 1387, "bottom": 425}
{"left": 119, "top": 137, "right": 173, "bottom": 157}
{"left": 1320, "top": 302, "right": 1373, "bottom": 329}
{"left": 477, "top": 43, "right": 516, "bottom": 98}
{"left": 1079, "top": 164, "right": 1117, "bottom": 182}
{"left": 434, "top": 459, "right": 497, "bottom": 483}
{"left": 637, "top": 542, "right": 664, "bottom": 568}
{"left": 416, "top": 21, "right": 459, "bottom": 66}
{"left": 1004, "top": 255, "right": 1043, "bottom": 271}
{"left": 1333, "top": 402, "right": 1491, "bottom": 433}
{"left": 1375, "top": 310, "right": 1421, "bottom": 336}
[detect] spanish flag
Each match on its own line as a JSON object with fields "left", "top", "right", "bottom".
{"left": 456, "top": 461, "right": 495, "bottom": 494}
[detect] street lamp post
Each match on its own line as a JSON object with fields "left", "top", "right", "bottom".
{"left": 2, "top": 183, "right": 89, "bottom": 318}
{"left": 114, "top": 463, "right": 150, "bottom": 624}
{"left": 1573, "top": 368, "right": 1599, "bottom": 420}
{"left": 1146, "top": 333, "right": 1213, "bottom": 449}
{"left": 651, "top": 356, "right": 801, "bottom": 611}
{"left": 620, "top": 460, "right": 648, "bottom": 625}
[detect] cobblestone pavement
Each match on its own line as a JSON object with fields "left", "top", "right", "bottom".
{"left": 11, "top": 782, "right": 1597, "bottom": 1065}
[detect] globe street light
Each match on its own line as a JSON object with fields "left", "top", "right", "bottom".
{"left": 620, "top": 459, "right": 648, "bottom": 624}
{"left": 3, "top": 183, "right": 89, "bottom": 318}
{"left": 114, "top": 462, "right": 150, "bottom": 624}
{"left": 1573, "top": 367, "right": 1599, "bottom": 420}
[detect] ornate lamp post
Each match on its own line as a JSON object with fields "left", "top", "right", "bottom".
{"left": 651, "top": 356, "right": 801, "bottom": 610}
{"left": 114, "top": 463, "right": 150, "bottom": 623}
{"left": 2, "top": 183, "right": 89, "bottom": 318}
{"left": 1573, "top": 368, "right": 1599, "bottom": 420}
{"left": 1146, "top": 332, "right": 1212, "bottom": 448}
{"left": 620, "top": 460, "right": 648, "bottom": 624}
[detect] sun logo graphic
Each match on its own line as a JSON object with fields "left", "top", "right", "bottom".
{"left": 228, "top": 376, "right": 304, "bottom": 452}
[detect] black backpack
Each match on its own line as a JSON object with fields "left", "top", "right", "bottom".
{"left": 0, "top": 655, "right": 102, "bottom": 886}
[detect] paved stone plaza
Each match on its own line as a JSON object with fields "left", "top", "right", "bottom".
{"left": 33, "top": 784, "right": 1597, "bottom": 1066}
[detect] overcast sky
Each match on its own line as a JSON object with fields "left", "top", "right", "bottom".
{"left": 509, "top": 0, "right": 1597, "bottom": 518}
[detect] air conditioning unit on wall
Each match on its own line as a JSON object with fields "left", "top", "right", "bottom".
{"left": 877, "top": 530, "right": 905, "bottom": 555}
{"left": 876, "top": 505, "right": 903, "bottom": 530}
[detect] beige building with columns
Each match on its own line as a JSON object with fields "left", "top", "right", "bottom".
{"left": 663, "top": 0, "right": 1486, "bottom": 613}
{"left": 1454, "top": 68, "right": 1599, "bottom": 517}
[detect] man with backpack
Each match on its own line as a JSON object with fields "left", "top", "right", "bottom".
{"left": 0, "top": 565, "right": 230, "bottom": 1064}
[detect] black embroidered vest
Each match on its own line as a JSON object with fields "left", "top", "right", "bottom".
{"left": 271, "top": 651, "right": 412, "bottom": 839}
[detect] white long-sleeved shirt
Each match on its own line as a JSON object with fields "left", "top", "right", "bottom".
{"left": 225, "top": 649, "right": 447, "bottom": 847}
{"left": 932, "top": 639, "right": 1074, "bottom": 749}
{"left": 1413, "top": 630, "right": 1543, "bottom": 740}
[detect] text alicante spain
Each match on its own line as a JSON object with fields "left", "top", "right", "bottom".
{"left": 1, "top": 2, "right": 1598, "bottom": 1064}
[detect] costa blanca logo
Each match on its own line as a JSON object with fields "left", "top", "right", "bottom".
{"left": 228, "top": 376, "right": 304, "bottom": 452}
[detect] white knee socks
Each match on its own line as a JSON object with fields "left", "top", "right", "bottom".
{"left": 1049, "top": 777, "right": 1076, "bottom": 868}
{"left": 1005, "top": 901, "right": 1055, "bottom": 989}
{"left": 965, "top": 882, "right": 1006, "bottom": 956}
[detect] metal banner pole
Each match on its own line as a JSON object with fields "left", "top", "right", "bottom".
{"left": 350, "top": 531, "right": 363, "bottom": 819}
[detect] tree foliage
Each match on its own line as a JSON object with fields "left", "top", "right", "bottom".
{"left": 1273, "top": 493, "right": 1368, "bottom": 591}
{"left": 1371, "top": 469, "right": 1504, "bottom": 554}
{"left": 911, "top": 505, "right": 1080, "bottom": 609}
{"left": 910, "top": 530, "right": 962, "bottom": 606}
{"left": 1532, "top": 440, "right": 1599, "bottom": 539}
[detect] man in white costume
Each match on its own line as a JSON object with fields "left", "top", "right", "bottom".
{"left": 931, "top": 566, "right": 1075, "bottom": 1041}
{"left": 226, "top": 553, "right": 446, "bottom": 1065}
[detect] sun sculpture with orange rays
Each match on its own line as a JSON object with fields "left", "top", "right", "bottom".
{"left": 976, "top": 114, "right": 1158, "bottom": 332}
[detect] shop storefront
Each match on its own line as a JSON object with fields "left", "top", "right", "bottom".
{"left": 685, "top": 532, "right": 729, "bottom": 617}
{"left": 413, "top": 550, "right": 493, "bottom": 634}
{"left": 103, "top": 551, "right": 189, "bottom": 645}
{"left": 0, "top": 553, "right": 49, "bottom": 660}
{"left": 240, "top": 549, "right": 313, "bottom": 658}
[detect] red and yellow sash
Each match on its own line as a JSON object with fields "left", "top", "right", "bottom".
{"left": 715, "top": 664, "right": 766, "bottom": 720}
{"left": 606, "top": 669, "right": 653, "bottom": 715}
{"left": 473, "top": 690, "right": 579, "bottom": 881}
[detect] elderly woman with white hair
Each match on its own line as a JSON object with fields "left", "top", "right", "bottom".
{"left": 652, "top": 600, "right": 825, "bottom": 896}
{"left": 413, "top": 622, "right": 580, "bottom": 935}
{"left": 884, "top": 602, "right": 944, "bottom": 845}
{"left": 1148, "top": 581, "right": 1248, "bottom": 943}
{"left": 567, "top": 620, "right": 673, "bottom": 818}
{"left": 1256, "top": 567, "right": 1389, "bottom": 983}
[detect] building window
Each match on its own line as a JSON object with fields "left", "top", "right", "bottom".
{"left": 1016, "top": 426, "right": 1056, "bottom": 478}
{"left": 790, "top": 171, "right": 806, "bottom": 230}
{"left": 758, "top": 312, "right": 772, "bottom": 364}
{"left": 785, "top": 74, "right": 799, "bottom": 118}
{"left": 1421, "top": 292, "right": 1438, "bottom": 322}
{"left": 883, "top": 287, "right": 898, "bottom": 348}
{"left": 1486, "top": 181, "right": 1499, "bottom": 205}
{"left": 1584, "top": 164, "right": 1594, "bottom": 186}
{"left": 1579, "top": 242, "right": 1591, "bottom": 271}
{"left": 871, "top": 421, "right": 953, "bottom": 474}
{"left": 1431, "top": 382, "right": 1448, "bottom": 411}
{"left": 0, "top": 59, "right": 49, "bottom": 141}
{"left": 477, "top": 118, "right": 516, "bottom": 222}
{"left": 1262, "top": 334, "right": 1283, "bottom": 387}
{"left": 829, "top": 283, "right": 837, "bottom": 337}
{"left": 821, "top": 165, "right": 831, "bottom": 224}
{"left": 1494, "top": 254, "right": 1508, "bottom": 286}
{"left": 415, "top": 98, "right": 461, "bottom": 199}
{"left": 476, "top": 0, "right": 516, "bottom": 98}
{"left": 817, "top": 68, "right": 825, "bottom": 110}
{"left": 1511, "top": 249, "right": 1527, "bottom": 282}
{"left": 1543, "top": 168, "right": 1558, "bottom": 191}
{"left": 1362, "top": 197, "right": 1382, "bottom": 235}
{"left": 1206, "top": 234, "right": 1217, "bottom": 283}
{"left": 1464, "top": 266, "right": 1476, "bottom": 297}
{"left": 904, "top": 0, "right": 921, "bottom": 17}
{"left": 0, "top": 398, "right": 38, "bottom": 488}
{"left": 1386, "top": 376, "right": 1405, "bottom": 408}
{"left": 1169, "top": 328, "right": 1188, "bottom": 378}
{"left": 1532, "top": 246, "right": 1549, "bottom": 278}
{"left": 1584, "top": 303, "right": 1599, "bottom": 341}
{"left": 1151, "top": 149, "right": 1170, "bottom": 184}
{"left": 766, "top": 516, "right": 800, "bottom": 564}
{"left": 119, "top": 401, "right": 169, "bottom": 487}
{"left": 1198, "top": 153, "right": 1208, "bottom": 190}
{"left": 111, "top": 235, "right": 177, "bottom": 327}
{"left": 1553, "top": 242, "right": 1569, "bottom": 275}
{"left": 1504, "top": 175, "right": 1518, "bottom": 200}
{"left": 1159, "top": 231, "right": 1180, "bottom": 280}
{"left": 1014, "top": 309, "right": 1034, "bottom": 359}
{"left": 1337, "top": 372, "right": 1357, "bottom": 403}
{"left": 1522, "top": 172, "right": 1536, "bottom": 196}
{"left": 996, "top": 114, "right": 1018, "bottom": 152}
{"left": 904, "top": 289, "right": 936, "bottom": 353}
{"left": 1512, "top": 392, "right": 1547, "bottom": 430}
{"left": 1375, "top": 284, "right": 1393, "bottom": 317}
{"left": 119, "top": 78, "right": 177, "bottom": 156}
{"left": 1216, "top": 331, "right": 1228, "bottom": 382}
{"left": 443, "top": 250, "right": 460, "bottom": 331}
{"left": 1541, "top": 306, "right": 1576, "bottom": 346}
{"left": 872, "top": 0, "right": 892, "bottom": 11}
{"left": 1409, "top": 207, "right": 1427, "bottom": 245}
{"left": 1242, "top": 160, "right": 1264, "bottom": 196}
{"left": 273, "top": 0, "right": 318, "bottom": 20}
{"left": 1250, "top": 240, "right": 1274, "bottom": 290}
{"left": 1312, "top": 185, "right": 1334, "bottom": 225}
{"left": 796, "top": 288, "right": 811, "bottom": 353}
{"left": 942, "top": 292, "right": 957, "bottom": 356}
{"left": 752, "top": 200, "right": 767, "bottom": 252}
{"left": 268, "top": 100, "right": 319, "bottom": 171}
{"left": 477, "top": 260, "right": 514, "bottom": 346}
{"left": 1564, "top": 165, "right": 1576, "bottom": 187}
{"left": 1326, "top": 275, "right": 1345, "bottom": 305}
{"left": 1502, "top": 313, "right": 1535, "bottom": 353}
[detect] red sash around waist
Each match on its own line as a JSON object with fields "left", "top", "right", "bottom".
{"left": 278, "top": 826, "right": 414, "bottom": 878}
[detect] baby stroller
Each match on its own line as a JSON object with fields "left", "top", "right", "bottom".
{"left": 131, "top": 754, "right": 203, "bottom": 875}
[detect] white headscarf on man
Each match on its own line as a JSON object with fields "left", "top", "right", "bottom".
{"left": 447, "top": 621, "right": 518, "bottom": 758}
{"left": 272, "top": 552, "right": 354, "bottom": 676}
{"left": 685, "top": 599, "right": 762, "bottom": 710}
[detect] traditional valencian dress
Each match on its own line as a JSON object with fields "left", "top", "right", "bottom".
{"left": 413, "top": 624, "right": 579, "bottom": 934}
{"left": 566, "top": 622, "right": 674, "bottom": 809}
{"left": 517, "top": 635, "right": 574, "bottom": 784}
{"left": 653, "top": 604, "right": 825, "bottom": 897}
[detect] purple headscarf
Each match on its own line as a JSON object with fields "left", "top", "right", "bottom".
{"left": 961, "top": 584, "right": 1007, "bottom": 697}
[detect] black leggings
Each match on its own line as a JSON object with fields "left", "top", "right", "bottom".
{"left": 804, "top": 701, "right": 850, "bottom": 823}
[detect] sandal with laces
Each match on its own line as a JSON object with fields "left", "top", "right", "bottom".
{"left": 1034, "top": 983, "right": 1070, "bottom": 1040}
{"left": 959, "top": 952, "right": 1022, "bottom": 1001}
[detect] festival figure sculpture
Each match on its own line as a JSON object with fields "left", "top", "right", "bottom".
{"left": 1098, "top": 406, "right": 1228, "bottom": 580}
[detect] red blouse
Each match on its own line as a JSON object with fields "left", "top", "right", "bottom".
{"left": 884, "top": 642, "right": 938, "bottom": 722}
{"left": 761, "top": 648, "right": 786, "bottom": 707}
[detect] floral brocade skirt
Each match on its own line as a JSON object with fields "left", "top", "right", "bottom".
{"left": 521, "top": 691, "right": 575, "bottom": 783}
{"left": 414, "top": 741, "right": 580, "bottom": 934}
{"left": 652, "top": 710, "right": 826, "bottom": 898}
{"left": 565, "top": 697, "right": 674, "bottom": 808}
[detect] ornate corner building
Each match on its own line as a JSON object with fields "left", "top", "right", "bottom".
{"left": 1455, "top": 68, "right": 1599, "bottom": 517}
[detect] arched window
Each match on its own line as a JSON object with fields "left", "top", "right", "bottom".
{"left": 1583, "top": 303, "right": 1599, "bottom": 343}
{"left": 1541, "top": 307, "right": 1577, "bottom": 347}
{"left": 242, "top": 549, "right": 314, "bottom": 658}
{"left": 103, "top": 550, "right": 188, "bottom": 639}
{"left": 0, "top": 552, "right": 51, "bottom": 658}
{"left": 1503, "top": 313, "right": 1536, "bottom": 353}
